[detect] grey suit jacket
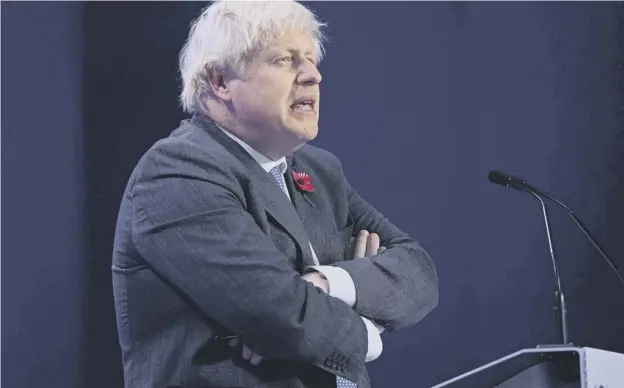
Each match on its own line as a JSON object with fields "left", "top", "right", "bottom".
{"left": 112, "top": 114, "right": 438, "bottom": 388}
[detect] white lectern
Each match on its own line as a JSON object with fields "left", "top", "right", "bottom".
{"left": 432, "top": 346, "right": 624, "bottom": 388}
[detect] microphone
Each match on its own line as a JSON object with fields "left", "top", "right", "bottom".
{"left": 488, "top": 169, "right": 624, "bottom": 345}
{"left": 489, "top": 170, "right": 624, "bottom": 287}
{"left": 488, "top": 170, "right": 540, "bottom": 193}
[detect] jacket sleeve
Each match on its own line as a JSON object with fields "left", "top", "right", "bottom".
{"left": 333, "top": 177, "right": 439, "bottom": 332}
{"left": 130, "top": 141, "right": 368, "bottom": 380}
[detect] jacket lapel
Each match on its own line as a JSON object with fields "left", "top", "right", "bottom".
{"left": 286, "top": 156, "right": 325, "bottom": 266}
{"left": 190, "top": 114, "right": 316, "bottom": 270}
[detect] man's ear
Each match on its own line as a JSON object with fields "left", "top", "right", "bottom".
{"left": 208, "top": 68, "right": 232, "bottom": 102}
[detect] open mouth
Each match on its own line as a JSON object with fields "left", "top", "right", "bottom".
{"left": 290, "top": 98, "right": 315, "bottom": 112}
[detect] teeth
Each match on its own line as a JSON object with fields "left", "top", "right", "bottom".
{"left": 292, "top": 103, "right": 313, "bottom": 112}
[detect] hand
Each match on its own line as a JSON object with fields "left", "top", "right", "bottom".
{"left": 301, "top": 272, "right": 329, "bottom": 293}
{"left": 228, "top": 337, "right": 263, "bottom": 366}
{"left": 353, "top": 230, "right": 386, "bottom": 259}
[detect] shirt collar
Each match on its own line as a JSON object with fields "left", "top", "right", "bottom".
{"left": 217, "top": 125, "right": 287, "bottom": 174}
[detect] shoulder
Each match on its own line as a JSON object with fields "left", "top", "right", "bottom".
{"left": 144, "top": 120, "right": 236, "bottom": 170}
{"left": 130, "top": 120, "right": 239, "bottom": 193}
{"left": 147, "top": 120, "right": 229, "bottom": 166}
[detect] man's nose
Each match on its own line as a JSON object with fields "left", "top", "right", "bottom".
{"left": 297, "top": 61, "right": 322, "bottom": 85}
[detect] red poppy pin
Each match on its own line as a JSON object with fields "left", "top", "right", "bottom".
{"left": 291, "top": 170, "right": 315, "bottom": 193}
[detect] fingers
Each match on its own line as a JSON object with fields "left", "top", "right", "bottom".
{"left": 365, "top": 233, "right": 380, "bottom": 257}
{"left": 353, "top": 231, "right": 386, "bottom": 259}
{"left": 243, "top": 345, "right": 263, "bottom": 366}
{"left": 242, "top": 345, "right": 252, "bottom": 360}
{"left": 230, "top": 339, "right": 263, "bottom": 366}
{"left": 353, "top": 230, "right": 369, "bottom": 258}
{"left": 250, "top": 352, "right": 263, "bottom": 366}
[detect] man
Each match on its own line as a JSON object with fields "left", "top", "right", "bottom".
{"left": 112, "top": 1, "right": 438, "bottom": 387}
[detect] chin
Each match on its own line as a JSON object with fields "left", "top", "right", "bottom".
{"left": 299, "top": 121, "right": 319, "bottom": 138}
{"left": 282, "top": 128, "right": 316, "bottom": 155}
{"left": 301, "top": 123, "right": 318, "bottom": 137}
{"left": 298, "top": 130, "right": 318, "bottom": 143}
{"left": 283, "top": 121, "right": 316, "bottom": 139}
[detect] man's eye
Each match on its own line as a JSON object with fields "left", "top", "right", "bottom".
{"left": 277, "top": 56, "right": 293, "bottom": 63}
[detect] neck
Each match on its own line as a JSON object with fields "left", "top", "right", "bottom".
{"left": 205, "top": 111, "right": 303, "bottom": 161}
{"left": 208, "top": 116, "right": 287, "bottom": 161}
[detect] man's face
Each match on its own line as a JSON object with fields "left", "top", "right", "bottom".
{"left": 227, "top": 30, "right": 322, "bottom": 158}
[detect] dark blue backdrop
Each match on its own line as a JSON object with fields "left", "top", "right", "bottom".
{"left": 3, "top": 2, "right": 624, "bottom": 387}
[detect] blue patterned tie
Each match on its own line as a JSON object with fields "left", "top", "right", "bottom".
{"left": 336, "top": 376, "right": 358, "bottom": 387}
{"left": 268, "top": 165, "right": 288, "bottom": 195}
{"left": 268, "top": 165, "right": 357, "bottom": 388}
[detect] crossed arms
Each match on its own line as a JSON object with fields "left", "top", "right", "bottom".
{"left": 131, "top": 142, "right": 439, "bottom": 381}
{"left": 237, "top": 231, "right": 387, "bottom": 366}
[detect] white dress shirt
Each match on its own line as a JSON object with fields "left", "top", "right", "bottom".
{"left": 219, "top": 127, "right": 382, "bottom": 362}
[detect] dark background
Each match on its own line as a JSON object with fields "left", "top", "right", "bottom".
{"left": 3, "top": 2, "right": 624, "bottom": 387}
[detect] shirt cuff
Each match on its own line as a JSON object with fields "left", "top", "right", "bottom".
{"left": 361, "top": 316, "right": 383, "bottom": 362}
{"left": 308, "top": 265, "right": 356, "bottom": 307}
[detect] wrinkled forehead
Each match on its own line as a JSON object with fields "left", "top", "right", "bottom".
{"left": 260, "top": 30, "right": 318, "bottom": 58}
{"left": 231, "top": 25, "right": 323, "bottom": 75}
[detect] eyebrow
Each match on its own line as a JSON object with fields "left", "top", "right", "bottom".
{"left": 290, "top": 48, "right": 315, "bottom": 57}
{"left": 268, "top": 47, "right": 316, "bottom": 58}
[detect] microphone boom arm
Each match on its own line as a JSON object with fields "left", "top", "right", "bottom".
{"left": 537, "top": 190, "right": 624, "bottom": 288}
{"left": 523, "top": 188, "right": 569, "bottom": 344}
{"left": 489, "top": 169, "right": 624, "bottom": 288}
